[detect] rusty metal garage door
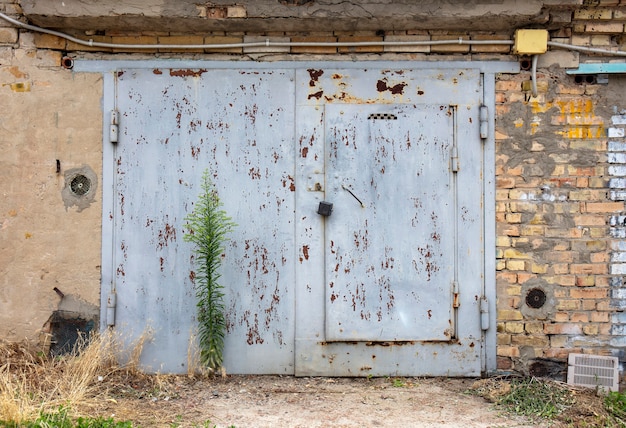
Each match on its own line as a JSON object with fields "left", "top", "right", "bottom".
{"left": 99, "top": 62, "right": 500, "bottom": 376}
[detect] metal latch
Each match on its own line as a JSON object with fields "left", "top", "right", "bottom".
{"left": 317, "top": 201, "right": 333, "bottom": 216}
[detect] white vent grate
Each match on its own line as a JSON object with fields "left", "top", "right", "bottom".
{"left": 567, "top": 353, "right": 619, "bottom": 392}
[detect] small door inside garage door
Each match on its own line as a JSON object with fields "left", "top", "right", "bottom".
{"left": 103, "top": 65, "right": 488, "bottom": 376}
{"left": 324, "top": 104, "right": 456, "bottom": 342}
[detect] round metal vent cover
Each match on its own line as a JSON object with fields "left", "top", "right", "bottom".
{"left": 526, "top": 288, "right": 547, "bottom": 309}
{"left": 70, "top": 174, "right": 91, "bottom": 196}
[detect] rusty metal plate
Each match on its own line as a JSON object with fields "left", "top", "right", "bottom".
{"left": 111, "top": 68, "right": 296, "bottom": 374}
{"left": 294, "top": 67, "right": 485, "bottom": 376}
{"left": 324, "top": 103, "right": 455, "bottom": 342}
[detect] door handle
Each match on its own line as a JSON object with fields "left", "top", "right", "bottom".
{"left": 342, "top": 184, "right": 365, "bottom": 208}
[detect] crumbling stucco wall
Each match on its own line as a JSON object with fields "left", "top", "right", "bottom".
{"left": 0, "top": 22, "right": 102, "bottom": 343}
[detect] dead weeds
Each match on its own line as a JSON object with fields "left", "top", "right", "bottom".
{"left": 471, "top": 376, "right": 626, "bottom": 427}
{"left": 0, "top": 334, "right": 625, "bottom": 427}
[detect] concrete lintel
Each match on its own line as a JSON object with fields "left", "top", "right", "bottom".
{"left": 20, "top": 0, "right": 554, "bottom": 33}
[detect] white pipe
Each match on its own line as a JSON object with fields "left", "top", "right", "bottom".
{"left": 0, "top": 11, "right": 512, "bottom": 50}
{"left": 548, "top": 40, "right": 626, "bottom": 57}
{"left": 4, "top": 11, "right": 626, "bottom": 57}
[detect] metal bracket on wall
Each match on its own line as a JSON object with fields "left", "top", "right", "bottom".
{"left": 565, "top": 63, "right": 625, "bottom": 84}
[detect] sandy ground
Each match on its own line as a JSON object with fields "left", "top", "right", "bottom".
{"left": 101, "top": 375, "right": 544, "bottom": 428}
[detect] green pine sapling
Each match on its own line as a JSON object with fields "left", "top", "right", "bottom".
{"left": 184, "top": 170, "right": 235, "bottom": 370}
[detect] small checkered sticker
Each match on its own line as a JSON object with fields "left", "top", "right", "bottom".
{"left": 367, "top": 113, "right": 397, "bottom": 120}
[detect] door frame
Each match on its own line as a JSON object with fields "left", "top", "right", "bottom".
{"left": 76, "top": 59, "right": 520, "bottom": 376}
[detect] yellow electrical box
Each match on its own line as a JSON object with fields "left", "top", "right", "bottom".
{"left": 513, "top": 29, "right": 548, "bottom": 55}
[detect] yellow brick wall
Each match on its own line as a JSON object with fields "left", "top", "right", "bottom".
{"left": 494, "top": 65, "right": 626, "bottom": 373}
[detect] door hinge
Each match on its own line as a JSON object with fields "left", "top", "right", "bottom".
{"left": 480, "top": 296, "right": 489, "bottom": 331}
{"left": 479, "top": 105, "right": 489, "bottom": 140}
{"left": 106, "top": 291, "right": 117, "bottom": 327}
{"left": 452, "top": 280, "right": 460, "bottom": 308}
{"left": 451, "top": 146, "right": 459, "bottom": 172}
{"left": 110, "top": 110, "right": 119, "bottom": 143}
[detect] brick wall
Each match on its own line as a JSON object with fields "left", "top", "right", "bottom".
{"left": 492, "top": 3, "right": 626, "bottom": 381}
{"left": 494, "top": 71, "right": 620, "bottom": 372}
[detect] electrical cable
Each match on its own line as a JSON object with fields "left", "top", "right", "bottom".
{"left": 0, "top": 11, "right": 513, "bottom": 50}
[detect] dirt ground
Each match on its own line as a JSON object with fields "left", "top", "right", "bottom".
{"left": 95, "top": 375, "right": 546, "bottom": 428}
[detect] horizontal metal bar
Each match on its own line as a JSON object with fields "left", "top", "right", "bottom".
{"left": 74, "top": 60, "right": 520, "bottom": 74}
{"left": 566, "top": 62, "right": 626, "bottom": 75}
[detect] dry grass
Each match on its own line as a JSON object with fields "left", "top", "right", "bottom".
{"left": 0, "top": 330, "right": 150, "bottom": 424}
{"left": 471, "top": 376, "right": 625, "bottom": 427}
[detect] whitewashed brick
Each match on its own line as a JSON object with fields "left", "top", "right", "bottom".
{"left": 610, "top": 190, "right": 626, "bottom": 201}
{"left": 609, "top": 165, "right": 626, "bottom": 176}
{"left": 609, "top": 127, "right": 625, "bottom": 138}
{"left": 611, "top": 324, "right": 626, "bottom": 335}
{"left": 610, "top": 227, "right": 626, "bottom": 238}
{"left": 610, "top": 178, "right": 626, "bottom": 188}
{"left": 609, "top": 141, "right": 626, "bottom": 152}
{"left": 613, "top": 313, "right": 626, "bottom": 324}
{"left": 611, "top": 264, "right": 626, "bottom": 275}
{"left": 613, "top": 115, "right": 626, "bottom": 125}
{"left": 613, "top": 287, "right": 626, "bottom": 298}
{"left": 610, "top": 215, "right": 626, "bottom": 226}
{"left": 610, "top": 336, "right": 626, "bottom": 346}
{"left": 612, "top": 252, "right": 626, "bottom": 262}
{"left": 612, "top": 241, "right": 626, "bottom": 251}
{"left": 609, "top": 153, "right": 626, "bottom": 163}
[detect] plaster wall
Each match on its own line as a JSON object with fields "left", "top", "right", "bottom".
{"left": 0, "top": 43, "right": 102, "bottom": 343}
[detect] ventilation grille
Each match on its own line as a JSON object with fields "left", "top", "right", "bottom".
{"left": 567, "top": 353, "right": 619, "bottom": 392}
{"left": 368, "top": 113, "right": 397, "bottom": 120}
{"left": 70, "top": 174, "right": 91, "bottom": 196}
